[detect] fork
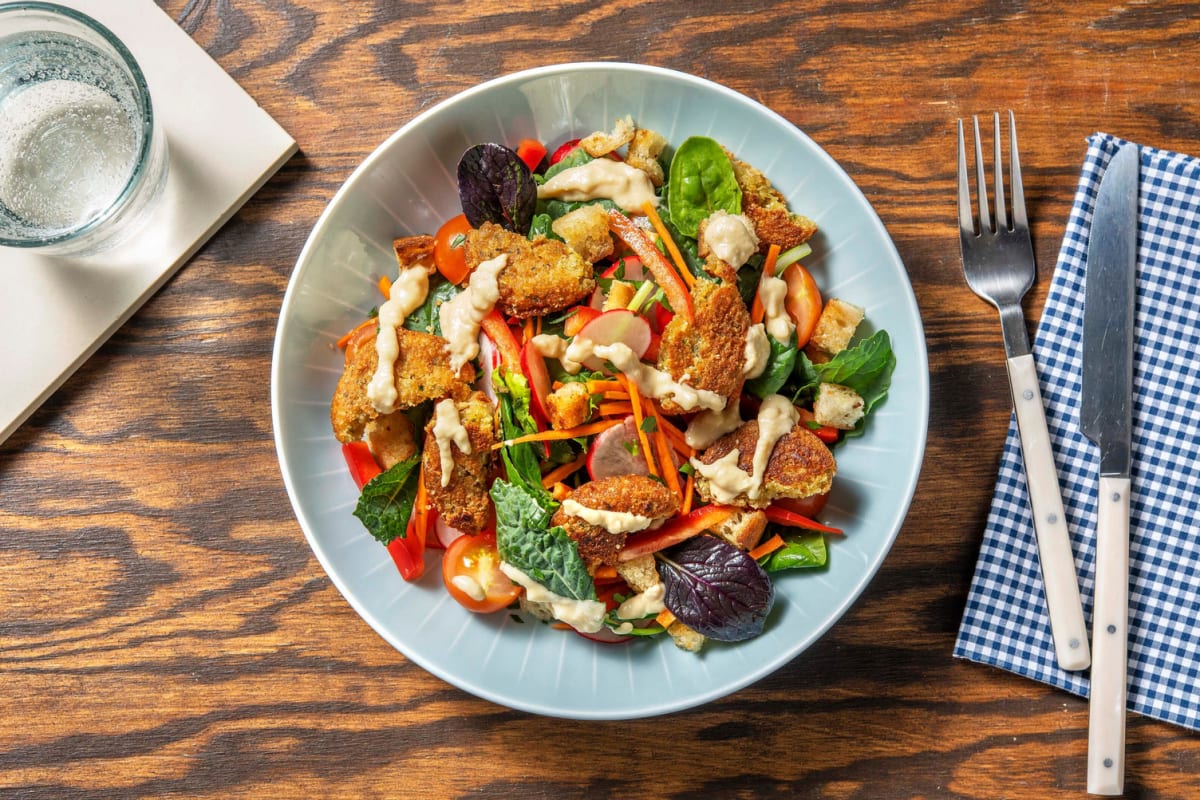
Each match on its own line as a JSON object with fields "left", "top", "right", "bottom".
{"left": 957, "top": 111, "right": 1091, "bottom": 672}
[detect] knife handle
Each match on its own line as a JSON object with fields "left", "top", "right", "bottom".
{"left": 1087, "top": 475, "right": 1130, "bottom": 796}
{"left": 1006, "top": 353, "right": 1092, "bottom": 671}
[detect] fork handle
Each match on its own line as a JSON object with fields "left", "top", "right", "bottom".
{"left": 1087, "top": 475, "right": 1130, "bottom": 796}
{"left": 1006, "top": 353, "right": 1092, "bottom": 671}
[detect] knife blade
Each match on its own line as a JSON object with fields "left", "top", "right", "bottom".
{"left": 1081, "top": 142, "right": 1138, "bottom": 797}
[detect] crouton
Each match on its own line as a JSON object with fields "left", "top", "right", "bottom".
{"left": 602, "top": 280, "right": 636, "bottom": 311}
{"left": 551, "top": 475, "right": 679, "bottom": 567}
{"left": 805, "top": 298, "right": 865, "bottom": 363}
{"left": 727, "top": 151, "right": 818, "bottom": 254}
{"left": 693, "top": 421, "right": 837, "bottom": 508}
{"left": 657, "top": 280, "right": 750, "bottom": 414}
{"left": 813, "top": 383, "right": 866, "bottom": 431}
{"left": 552, "top": 204, "right": 614, "bottom": 264}
{"left": 465, "top": 222, "right": 595, "bottom": 318}
{"left": 545, "top": 382, "right": 592, "bottom": 430}
{"left": 616, "top": 554, "right": 661, "bottom": 593}
{"left": 392, "top": 234, "right": 437, "bottom": 272}
{"left": 668, "top": 621, "right": 705, "bottom": 653}
{"left": 365, "top": 410, "right": 418, "bottom": 470}
{"left": 580, "top": 115, "right": 635, "bottom": 157}
{"left": 626, "top": 127, "right": 667, "bottom": 186}
{"left": 421, "top": 392, "right": 497, "bottom": 534}
{"left": 711, "top": 509, "right": 768, "bottom": 551}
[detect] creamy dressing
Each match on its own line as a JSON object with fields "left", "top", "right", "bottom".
{"left": 532, "top": 332, "right": 589, "bottom": 374}
{"left": 685, "top": 400, "right": 744, "bottom": 450}
{"left": 614, "top": 582, "right": 665, "bottom": 621}
{"left": 562, "top": 498, "right": 654, "bottom": 534}
{"left": 431, "top": 398, "right": 471, "bottom": 487}
{"left": 758, "top": 274, "right": 796, "bottom": 342}
{"left": 367, "top": 265, "right": 431, "bottom": 413}
{"left": 743, "top": 322, "right": 770, "bottom": 379}
{"left": 703, "top": 211, "right": 759, "bottom": 268}
{"left": 689, "top": 394, "right": 798, "bottom": 503}
{"left": 439, "top": 254, "right": 507, "bottom": 373}
{"left": 537, "top": 159, "right": 659, "bottom": 213}
{"left": 592, "top": 342, "right": 726, "bottom": 412}
{"left": 500, "top": 563, "right": 607, "bottom": 633}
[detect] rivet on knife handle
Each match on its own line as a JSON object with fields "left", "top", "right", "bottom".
{"left": 1087, "top": 476, "right": 1130, "bottom": 796}
{"left": 1007, "top": 353, "right": 1091, "bottom": 671}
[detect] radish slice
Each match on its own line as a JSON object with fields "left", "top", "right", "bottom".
{"left": 475, "top": 332, "right": 499, "bottom": 404}
{"left": 587, "top": 416, "right": 649, "bottom": 480}
{"left": 575, "top": 309, "right": 652, "bottom": 370}
{"left": 520, "top": 341, "right": 553, "bottom": 425}
{"left": 600, "top": 256, "right": 646, "bottom": 282}
{"left": 435, "top": 516, "right": 467, "bottom": 549}
{"left": 575, "top": 626, "right": 633, "bottom": 644}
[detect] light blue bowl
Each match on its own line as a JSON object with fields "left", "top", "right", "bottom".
{"left": 271, "top": 62, "right": 929, "bottom": 720}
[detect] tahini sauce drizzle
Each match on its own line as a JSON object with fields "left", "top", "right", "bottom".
{"left": 439, "top": 254, "right": 506, "bottom": 373}
{"left": 367, "top": 265, "right": 430, "bottom": 414}
{"left": 702, "top": 210, "right": 759, "bottom": 269}
{"left": 689, "top": 394, "right": 799, "bottom": 503}
{"left": 431, "top": 398, "right": 471, "bottom": 487}
{"left": 561, "top": 498, "right": 654, "bottom": 534}
{"left": 499, "top": 563, "right": 607, "bottom": 633}
{"left": 537, "top": 159, "right": 658, "bottom": 213}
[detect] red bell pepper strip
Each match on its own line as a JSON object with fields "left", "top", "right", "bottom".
{"left": 480, "top": 308, "right": 523, "bottom": 369}
{"left": 620, "top": 504, "right": 738, "bottom": 560}
{"left": 607, "top": 209, "right": 694, "bottom": 323}
{"left": 763, "top": 504, "right": 843, "bottom": 535}
{"left": 342, "top": 441, "right": 382, "bottom": 489}
{"left": 516, "top": 138, "right": 547, "bottom": 172}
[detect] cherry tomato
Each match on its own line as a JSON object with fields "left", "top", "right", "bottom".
{"left": 773, "top": 493, "right": 831, "bottom": 520}
{"left": 781, "top": 263, "right": 823, "bottom": 348}
{"left": 434, "top": 214, "right": 473, "bottom": 285}
{"left": 442, "top": 532, "right": 521, "bottom": 613}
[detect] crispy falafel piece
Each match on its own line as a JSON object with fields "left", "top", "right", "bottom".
{"left": 656, "top": 280, "right": 750, "bottom": 415}
{"left": 464, "top": 222, "right": 595, "bottom": 318}
{"left": 422, "top": 392, "right": 498, "bottom": 535}
{"left": 693, "top": 420, "right": 836, "bottom": 508}
{"left": 726, "top": 151, "right": 818, "bottom": 255}
{"left": 551, "top": 475, "right": 679, "bottom": 567}
{"left": 330, "top": 327, "right": 474, "bottom": 444}
{"left": 365, "top": 411, "right": 418, "bottom": 470}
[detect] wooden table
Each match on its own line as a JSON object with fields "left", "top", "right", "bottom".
{"left": 3, "top": 1, "right": 1198, "bottom": 797}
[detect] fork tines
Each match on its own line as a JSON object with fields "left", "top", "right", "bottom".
{"left": 957, "top": 110, "right": 1027, "bottom": 238}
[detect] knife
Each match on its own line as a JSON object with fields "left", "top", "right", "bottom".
{"left": 1081, "top": 142, "right": 1138, "bottom": 797}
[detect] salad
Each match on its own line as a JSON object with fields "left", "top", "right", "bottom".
{"left": 329, "top": 116, "right": 895, "bottom": 652}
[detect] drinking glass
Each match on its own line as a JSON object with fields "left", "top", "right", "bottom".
{"left": 0, "top": 2, "right": 167, "bottom": 256}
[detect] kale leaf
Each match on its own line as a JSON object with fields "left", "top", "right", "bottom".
{"left": 491, "top": 479, "right": 595, "bottom": 602}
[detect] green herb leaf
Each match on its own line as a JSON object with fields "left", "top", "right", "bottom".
{"left": 746, "top": 331, "right": 798, "bottom": 399}
{"left": 794, "top": 330, "right": 896, "bottom": 435}
{"left": 403, "top": 274, "right": 461, "bottom": 336}
{"left": 640, "top": 416, "right": 658, "bottom": 433}
{"left": 760, "top": 532, "right": 828, "bottom": 572}
{"left": 491, "top": 479, "right": 595, "bottom": 602}
{"left": 352, "top": 453, "right": 421, "bottom": 545}
{"left": 666, "top": 136, "right": 742, "bottom": 237}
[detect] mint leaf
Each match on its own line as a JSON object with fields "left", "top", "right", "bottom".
{"left": 491, "top": 479, "right": 595, "bottom": 602}
{"left": 760, "top": 532, "right": 828, "bottom": 572}
{"left": 353, "top": 453, "right": 421, "bottom": 545}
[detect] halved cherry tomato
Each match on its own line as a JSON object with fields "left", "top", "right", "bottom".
{"left": 549, "top": 138, "right": 581, "bottom": 165}
{"left": 442, "top": 532, "right": 521, "bottom": 613}
{"left": 782, "top": 263, "right": 823, "bottom": 348}
{"left": 342, "top": 441, "right": 382, "bottom": 489}
{"left": 434, "top": 214, "right": 473, "bottom": 285}
{"left": 796, "top": 407, "right": 841, "bottom": 445}
{"left": 773, "top": 492, "right": 830, "bottom": 519}
{"left": 515, "top": 138, "right": 547, "bottom": 172}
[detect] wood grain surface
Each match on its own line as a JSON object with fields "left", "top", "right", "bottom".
{"left": 3, "top": 1, "right": 1199, "bottom": 797}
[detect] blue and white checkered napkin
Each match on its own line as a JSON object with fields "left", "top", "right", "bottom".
{"left": 955, "top": 133, "right": 1200, "bottom": 731}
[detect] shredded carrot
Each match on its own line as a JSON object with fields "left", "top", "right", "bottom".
{"left": 655, "top": 414, "right": 696, "bottom": 458}
{"left": 377, "top": 274, "right": 392, "bottom": 299}
{"left": 523, "top": 317, "right": 535, "bottom": 344}
{"left": 601, "top": 391, "right": 631, "bottom": 401}
{"left": 540, "top": 452, "right": 587, "bottom": 488}
{"left": 593, "top": 565, "right": 619, "bottom": 582}
{"left": 642, "top": 199, "right": 695, "bottom": 288}
{"left": 552, "top": 380, "right": 565, "bottom": 390}
{"left": 619, "top": 376, "right": 658, "bottom": 476}
{"left": 681, "top": 472, "right": 695, "bottom": 514}
{"left": 749, "top": 243, "right": 782, "bottom": 324}
{"left": 551, "top": 622, "right": 573, "bottom": 631}
{"left": 647, "top": 404, "right": 682, "bottom": 501}
{"left": 655, "top": 608, "right": 676, "bottom": 629}
{"left": 535, "top": 315, "right": 543, "bottom": 337}
{"left": 413, "top": 463, "right": 429, "bottom": 546}
{"left": 597, "top": 401, "right": 634, "bottom": 418}
{"left": 491, "top": 418, "right": 622, "bottom": 449}
{"left": 551, "top": 482, "right": 572, "bottom": 501}
{"left": 749, "top": 533, "right": 786, "bottom": 561}
{"left": 586, "top": 380, "right": 625, "bottom": 394}
{"left": 336, "top": 318, "right": 375, "bottom": 349}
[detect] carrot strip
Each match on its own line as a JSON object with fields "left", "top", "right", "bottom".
{"left": 593, "top": 565, "right": 619, "bottom": 581}
{"left": 681, "top": 472, "right": 695, "bottom": 515}
{"left": 641, "top": 199, "right": 695, "bottom": 288}
{"left": 413, "top": 463, "right": 430, "bottom": 547}
{"left": 378, "top": 274, "right": 393, "bottom": 299}
{"left": 523, "top": 317, "right": 535, "bottom": 344}
{"left": 655, "top": 608, "right": 676, "bottom": 629}
{"left": 336, "top": 318, "right": 375, "bottom": 349}
{"left": 647, "top": 404, "right": 682, "bottom": 501}
{"left": 540, "top": 452, "right": 588, "bottom": 488}
{"left": 552, "top": 380, "right": 565, "bottom": 390}
{"left": 586, "top": 380, "right": 625, "bottom": 394}
{"left": 597, "top": 401, "right": 634, "bottom": 417}
{"left": 535, "top": 315, "right": 543, "bottom": 337}
{"left": 749, "top": 243, "right": 782, "bottom": 324}
{"left": 654, "top": 414, "right": 696, "bottom": 458}
{"left": 491, "top": 418, "right": 622, "bottom": 449}
{"left": 749, "top": 533, "right": 785, "bottom": 561}
{"left": 620, "top": 376, "right": 658, "bottom": 476}
{"left": 601, "top": 391, "right": 631, "bottom": 401}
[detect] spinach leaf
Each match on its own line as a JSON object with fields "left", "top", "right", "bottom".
{"left": 760, "top": 532, "right": 828, "bottom": 572}
{"left": 540, "top": 197, "right": 617, "bottom": 222}
{"left": 658, "top": 536, "right": 774, "bottom": 642}
{"left": 491, "top": 479, "right": 595, "bottom": 602}
{"left": 529, "top": 212, "right": 559, "bottom": 241}
{"left": 746, "top": 331, "right": 798, "bottom": 399}
{"left": 655, "top": 183, "right": 710, "bottom": 281}
{"left": 403, "top": 274, "right": 461, "bottom": 336}
{"left": 540, "top": 146, "right": 593, "bottom": 182}
{"left": 666, "top": 136, "right": 742, "bottom": 237}
{"left": 353, "top": 453, "right": 421, "bottom": 545}
{"left": 794, "top": 330, "right": 896, "bottom": 428}
{"left": 736, "top": 253, "right": 765, "bottom": 308}
{"left": 457, "top": 143, "right": 536, "bottom": 233}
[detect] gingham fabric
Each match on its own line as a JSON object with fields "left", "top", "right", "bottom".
{"left": 954, "top": 133, "right": 1200, "bottom": 731}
